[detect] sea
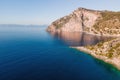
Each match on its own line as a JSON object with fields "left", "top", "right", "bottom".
{"left": 0, "top": 25, "right": 120, "bottom": 80}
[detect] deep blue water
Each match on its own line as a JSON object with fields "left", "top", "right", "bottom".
{"left": 0, "top": 25, "right": 120, "bottom": 80}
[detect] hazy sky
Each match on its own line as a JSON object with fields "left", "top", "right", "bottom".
{"left": 0, "top": 0, "right": 120, "bottom": 25}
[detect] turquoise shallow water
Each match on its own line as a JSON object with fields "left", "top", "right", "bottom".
{"left": 0, "top": 25, "right": 120, "bottom": 80}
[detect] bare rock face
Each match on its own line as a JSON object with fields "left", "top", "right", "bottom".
{"left": 47, "top": 8, "right": 101, "bottom": 32}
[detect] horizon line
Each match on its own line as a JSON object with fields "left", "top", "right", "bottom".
{"left": 0, "top": 24, "right": 49, "bottom": 26}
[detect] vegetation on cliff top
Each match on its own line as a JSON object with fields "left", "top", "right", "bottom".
{"left": 86, "top": 38, "right": 120, "bottom": 59}
{"left": 92, "top": 11, "right": 120, "bottom": 35}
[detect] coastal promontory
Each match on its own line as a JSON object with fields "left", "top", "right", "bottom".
{"left": 47, "top": 8, "right": 120, "bottom": 70}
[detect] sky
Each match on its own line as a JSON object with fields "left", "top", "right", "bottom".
{"left": 0, "top": 0, "right": 120, "bottom": 25}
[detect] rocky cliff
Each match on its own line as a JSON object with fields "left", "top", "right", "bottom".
{"left": 47, "top": 8, "right": 120, "bottom": 36}
{"left": 47, "top": 8, "right": 101, "bottom": 32}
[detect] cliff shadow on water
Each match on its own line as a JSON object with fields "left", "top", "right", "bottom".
{"left": 48, "top": 31, "right": 112, "bottom": 47}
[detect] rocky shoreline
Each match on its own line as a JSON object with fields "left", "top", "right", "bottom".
{"left": 71, "top": 46, "right": 120, "bottom": 70}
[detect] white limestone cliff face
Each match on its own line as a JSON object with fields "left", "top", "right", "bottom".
{"left": 47, "top": 8, "right": 101, "bottom": 32}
